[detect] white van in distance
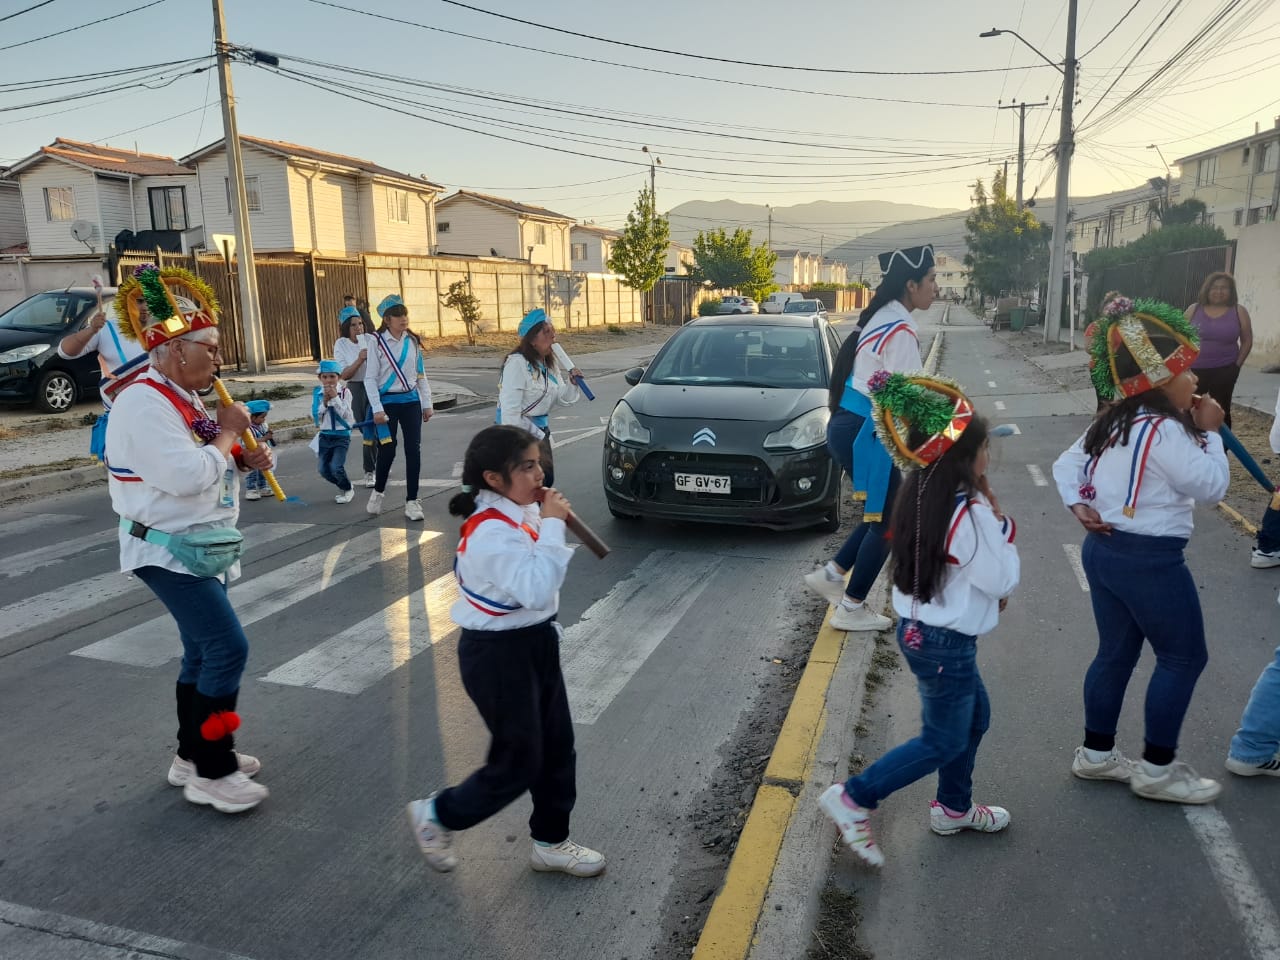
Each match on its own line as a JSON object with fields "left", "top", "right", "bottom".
{"left": 760, "top": 292, "right": 804, "bottom": 314}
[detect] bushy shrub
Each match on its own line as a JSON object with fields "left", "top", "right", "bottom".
{"left": 698, "top": 298, "right": 723, "bottom": 316}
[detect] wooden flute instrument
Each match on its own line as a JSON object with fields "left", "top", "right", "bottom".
{"left": 211, "top": 378, "right": 287, "bottom": 501}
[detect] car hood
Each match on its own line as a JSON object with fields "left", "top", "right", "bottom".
{"left": 0, "top": 328, "right": 58, "bottom": 351}
{"left": 624, "top": 383, "right": 826, "bottom": 427}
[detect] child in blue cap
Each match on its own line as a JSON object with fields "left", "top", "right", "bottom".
{"left": 243, "top": 400, "right": 275, "bottom": 501}
{"left": 314, "top": 359, "right": 356, "bottom": 503}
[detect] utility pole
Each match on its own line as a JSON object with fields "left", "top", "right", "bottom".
{"left": 1044, "top": 0, "right": 1078, "bottom": 345}
{"left": 213, "top": 0, "right": 266, "bottom": 372}
{"left": 999, "top": 100, "right": 1048, "bottom": 210}
{"left": 766, "top": 206, "right": 772, "bottom": 248}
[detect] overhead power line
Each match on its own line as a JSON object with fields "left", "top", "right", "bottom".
{"left": 0, "top": 0, "right": 58, "bottom": 23}
{"left": 1080, "top": 0, "right": 1145, "bottom": 58}
{"left": 0, "top": 0, "right": 167, "bottom": 52}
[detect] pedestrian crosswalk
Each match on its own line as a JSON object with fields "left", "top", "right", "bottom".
{"left": 1, "top": 513, "right": 733, "bottom": 726}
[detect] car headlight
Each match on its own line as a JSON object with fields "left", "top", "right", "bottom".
{"left": 0, "top": 344, "right": 51, "bottom": 364}
{"left": 763, "top": 407, "right": 829, "bottom": 451}
{"left": 607, "top": 400, "right": 651, "bottom": 445}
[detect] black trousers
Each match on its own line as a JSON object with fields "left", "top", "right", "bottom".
{"left": 1192, "top": 363, "right": 1240, "bottom": 428}
{"left": 348, "top": 381, "right": 377, "bottom": 474}
{"left": 433, "top": 619, "right": 577, "bottom": 844}
{"left": 373, "top": 400, "right": 422, "bottom": 499}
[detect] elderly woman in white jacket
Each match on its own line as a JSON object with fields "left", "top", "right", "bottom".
{"left": 497, "top": 309, "right": 582, "bottom": 487}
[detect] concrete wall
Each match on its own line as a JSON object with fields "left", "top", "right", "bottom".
{"left": 1236, "top": 220, "right": 1280, "bottom": 365}
{"left": 0, "top": 255, "right": 102, "bottom": 313}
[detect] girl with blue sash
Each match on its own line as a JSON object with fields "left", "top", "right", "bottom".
{"left": 804, "top": 244, "right": 938, "bottom": 632}
{"left": 363, "top": 295, "right": 434, "bottom": 521}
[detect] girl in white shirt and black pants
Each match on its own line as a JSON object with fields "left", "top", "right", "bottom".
{"left": 405, "top": 424, "right": 606, "bottom": 878}
{"left": 1053, "top": 295, "right": 1229, "bottom": 804}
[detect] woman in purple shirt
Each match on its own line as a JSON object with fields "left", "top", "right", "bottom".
{"left": 1184, "top": 271, "right": 1253, "bottom": 427}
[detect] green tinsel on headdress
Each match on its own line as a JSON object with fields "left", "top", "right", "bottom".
{"left": 1087, "top": 295, "right": 1200, "bottom": 401}
{"left": 869, "top": 371, "right": 957, "bottom": 438}
{"left": 113, "top": 266, "right": 221, "bottom": 343}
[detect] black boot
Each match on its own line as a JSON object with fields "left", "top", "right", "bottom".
{"left": 192, "top": 690, "right": 240, "bottom": 780}
{"left": 175, "top": 682, "right": 199, "bottom": 761}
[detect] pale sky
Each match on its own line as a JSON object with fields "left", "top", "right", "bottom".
{"left": 4, "top": 0, "right": 1280, "bottom": 250}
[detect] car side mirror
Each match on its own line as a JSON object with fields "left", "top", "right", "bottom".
{"left": 623, "top": 366, "right": 645, "bottom": 386}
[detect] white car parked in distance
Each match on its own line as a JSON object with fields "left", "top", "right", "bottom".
{"left": 716, "top": 296, "right": 758, "bottom": 315}
{"left": 760, "top": 292, "right": 804, "bottom": 314}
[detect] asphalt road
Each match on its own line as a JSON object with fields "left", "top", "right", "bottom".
{"left": 0, "top": 314, "right": 877, "bottom": 960}
{"left": 838, "top": 309, "right": 1280, "bottom": 960}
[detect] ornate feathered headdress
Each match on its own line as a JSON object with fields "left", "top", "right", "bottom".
{"left": 868, "top": 370, "right": 975, "bottom": 470}
{"left": 1085, "top": 293, "right": 1199, "bottom": 401}
{"left": 113, "top": 264, "right": 220, "bottom": 350}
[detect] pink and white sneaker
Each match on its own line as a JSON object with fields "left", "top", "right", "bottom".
{"left": 928, "top": 800, "right": 1011, "bottom": 836}
{"left": 818, "top": 784, "right": 884, "bottom": 867}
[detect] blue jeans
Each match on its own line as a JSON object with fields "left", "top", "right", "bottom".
{"left": 317, "top": 434, "right": 352, "bottom": 491}
{"left": 374, "top": 399, "right": 422, "bottom": 499}
{"left": 844, "top": 621, "right": 990, "bottom": 812}
{"left": 133, "top": 566, "right": 249, "bottom": 698}
{"left": 1257, "top": 505, "right": 1280, "bottom": 553}
{"left": 1081, "top": 530, "right": 1208, "bottom": 753}
{"left": 245, "top": 469, "right": 265, "bottom": 491}
{"left": 1230, "top": 645, "right": 1280, "bottom": 763}
{"left": 826, "top": 408, "right": 901, "bottom": 601}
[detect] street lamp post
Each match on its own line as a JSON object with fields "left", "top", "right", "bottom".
{"left": 1148, "top": 144, "right": 1172, "bottom": 216}
{"left": 641, "top": 145, "right": 661, "bottom": 213}
{"left": 981, "top": 0, "right": 1078, "bottom": 345}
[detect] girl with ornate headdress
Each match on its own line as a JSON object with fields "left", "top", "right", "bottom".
{"left": 817, "top": 373, "right": 1019, "bottom": 866}
{"left": 1053, "top": 294, "right": 1229, "bottom": 804}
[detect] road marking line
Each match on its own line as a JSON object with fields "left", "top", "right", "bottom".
{"left": 1026, "top": 464, "right": 1048, "bottom": 487}
{"left": 552, "top": 424, "right": 606, "bottom": 449}
{"left": 451, "top": 460, "right": 463, "bottom": 478}
{"left": 0, "top": 514, "right": 79, "bottom": 539}
{"left": 385, "top": 478, "right": 459, "bottom": 488}
{"left": 0, "top": 529, "right": 114, "bottom": 578}
{"left": 71, "top": 529, "right": 442, "bottom": 667}
{"left": 562, "top": 550, "right": 721, "bottom": 724}
{"left": 994, "top": 400, "right": 1007, "bottom": 411}
{"left": 261, "top": 572, "right": 458, "bottom": 694}
{"left": 600, "top": 416, "right": 611, "bottom": 424}
{"left": 1062, "top": 543, "right": 1089, "bottom": 592}
{"left": 0, "top": 524, "right": 308, "bottom": 639}
{"left": 984, "top": 368, "right": 991, "bottom": 374}
{"left": 1184, "top": 806, "right": 1280, "bottom": 960}
{"left": 1006, "top": 423, "right": 1021, "bottom": 434}
{"left": 988, "top": 380, "right": 998, "bottom": 388}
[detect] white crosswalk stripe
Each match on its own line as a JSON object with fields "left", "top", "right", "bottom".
{"left": 0, "top": 513, "right": 81, "bottom": 539}
{"left": 70, "top": 528, "right": 441, "bottom": 667}
{"left": 0, "top": 524, "right": 310, "bottom": 638}
{"left": 0, "top": 528, "right": 115, "bottom": 578}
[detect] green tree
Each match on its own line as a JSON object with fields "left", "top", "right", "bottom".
{"left": 1157, "top": 197, "right": 1208, "bottom": 226}
{"left": 440, "top": 278, "right": 483, "bottom": 345}
{"left": 687, "top": 227, "right": 778, "bottom": 300}
{"left": 607, "top": 185, "right": 670, "bottom": 294}
{"left": 963, "top": 168, "right": 1050, "bottom": 299}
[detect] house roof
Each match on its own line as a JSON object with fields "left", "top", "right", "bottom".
{"left": 438, "top": 190, "right": 575, "bottom": 222}
{"left": 572, "top": 223, "right": 621, "bottom": 238}
{"left": 1174, "top": 125, "right": 1280, "bottom": 166}
{"left": 181, "top": 135, "right": 443, "bottom": 191}
{"left": 5, "top": 138, "right": 192, "bottom": 178}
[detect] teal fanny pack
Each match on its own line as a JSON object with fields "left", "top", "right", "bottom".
{"left": 121, "top": 518, "right": 243, "bottom": 578}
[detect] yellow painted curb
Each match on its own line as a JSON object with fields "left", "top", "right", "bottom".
{"left": 1218, "top": 499, "right": 1259, "bottom": 536}
{"left": 763, "top": 621, "right": 847, "bottom": 786}
{"left": 693, "top": 784, "right": 796, "bottom": 960}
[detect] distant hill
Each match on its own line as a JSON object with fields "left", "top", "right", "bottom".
{"left": 664, "top": 199, "right": 961, "bottom": 251}
{"left": 826, "top": 211, "right": 972, "bottom": 276}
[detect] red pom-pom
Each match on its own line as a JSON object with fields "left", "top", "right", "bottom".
{"left": 200, "top": 710, "right": 241, "bottom": 741}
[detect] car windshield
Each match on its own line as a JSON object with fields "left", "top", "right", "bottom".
{"left": 783, "top": 301, "right": 818, "bottom": 313}
{"left": 646, "top": 324, "right": 826, "bottom": 388}
{"left": 0, "top": 292, "right": 97, "bottom": 332}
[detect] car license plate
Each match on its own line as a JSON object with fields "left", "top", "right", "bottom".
{"left": 675, "top": 472, "right": 731, "bottom": 494}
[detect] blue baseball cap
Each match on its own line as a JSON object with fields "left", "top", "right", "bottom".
{"left": 245, "top": 400, "right": 271, "bottom": 415}
{"left": 376, "top": 294, "right": 404, "bottom": 318}
{"left": 338, "top": 305, "right": 361, "bottom": 323}
{"left": 317, "top": 359, "right": 342, "bottom": 376}
{"left": 518, "top": 308, "right": 548, "bottom": 338}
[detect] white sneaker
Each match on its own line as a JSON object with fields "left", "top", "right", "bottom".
{"left": 167, "top": 753, "right": 261, "bottom": 787}
{"left": 404, "top": 499, "right": 424, "bottom": 521}
{"left": 928, "top": 800, "right": 1010, "bottom": 836}
{"left": 406, "top": 794, "right": 458, "bottom": 872}
{"left": 363, "top": 472, "right": 377, "bottom": 488}
{"left": 1071, "top": 746, "right": 1136, "bottom": 782}
{"left": 244, "top": 490, "right": 261, "bottom": 501}
{"left": 1129, "top": 760, "right": 1222, "bottom": 804}
{"left": 1225, "top": 754, "right": 1280, "bottom": 777}
{"left": 366, "top": 491, "right": 384, "bottom": 515}
{"left": 829, "top": 603, "right": 892, "bottom": 632}
{"left": 1252, "top": 548, "right": 1280, "bottom": 569}
{"left": 803, "top": 567, "right": 848, "bottom": 606}
{"left": 530, "top": 838, "right": 606, "bottom": 877}
{"left": 183, "top": 771, "right": 268, "bottom": 813}
{"left": 817, "top": 784, "right": 883, "bottom": 867}
{"left": 335, "top": 488, "right": 355, "bottom": 504}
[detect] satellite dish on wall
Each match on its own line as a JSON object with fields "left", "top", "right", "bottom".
{"left": 70, "top": 220, "right": 97, "bottom": 250}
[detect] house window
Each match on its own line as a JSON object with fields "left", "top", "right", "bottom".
{"left": 1259, "top": 141, "right": 1279, "bottom": 174}
{"left": 534, "top": 224, "right": 547, "bottom": 245}
{"left": 387, "top": 189, "right": 410, "bottom": 223}
{"left": 1203, "top": 212, "right": 1215, "bottom": 227}
{"left": 438, "top": 221, "right": 450, "bottom": 233}
{"left": 571, "top": 242, "right": 587, "bottom": 261}
{"left": 224, "top": 176, "right": 261, "bottom": 213}
{"left": 1247, "top": 205, "right": 1274, "bottom": 226}
{"left": 148, "top": 186, "right": 188, "bottom": 230}
{"left": 1196, "top": 156, "right": 1218, "bottom": 186}
{"left": 43, "top": 186, "right": 74, "bottom": 221}
{"left": 1235, "top": 209, "right": 1245, "bottom": 226}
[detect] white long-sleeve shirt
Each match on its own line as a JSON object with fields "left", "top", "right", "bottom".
{"left": 104, "top": 369, "right": 257, "bottom": 579}
{"left": 1052, "top": 412, "right": 1229, "bottom": 539}
{"left": 497, "top": 353, "right": 580, "bottom": 438}
{"left": 891, "top": 491, "right": 1020, "bottom": 637}
{"left": 59, "top": 314, "right": 147, "bottom": 405}
{"left": 313, "top": 384, "right": 355, "bottom": 434}
{"left": 851, "top": 300, "right": 922, "bottom": 397}
{"left": 332, "top": 334, "right": 370, "bottom": 383}
{"left": 450, "top": 490, "right": 575, "bottom": 631}
{"left": 363, "top": 330, "right": 432, "bottom": 413}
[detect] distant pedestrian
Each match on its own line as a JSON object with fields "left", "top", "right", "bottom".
{"left": 1226, "top": 645, "right": 1280, "bottom": 778}
{"left": 364, "top": 295, "right": 433, "bottom": 520}
{"left": 803, "top": 244, "right": 937, "bottom": 632}
{"left": 818, "top": 374, "right": 1017, "bottom": 867}
{"left": 334, "top": 306, "right": 377, "bottom": 488}
{"left": 406, "top": 424, "right": 605, "bottom": 877}
{"left": 1250, "top": 389, "right": 1280, "bottom": 571}
{"left": 1053, "top": 294, "right": 1228, "bottom": 804}
{"left": 58, "top": 292, "right": 148, "bottom": 459}
{"left": 497, "top": 308, "right": 582, "bottom": 487}
{"left": 241, "top": 400, "right": 275, "bottom": 500}
{"left": 1184, "top": 271, "right": 1251, "bottom": 428}
{"left": 313, "top": 360, "right": 355, "bottom": 503}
